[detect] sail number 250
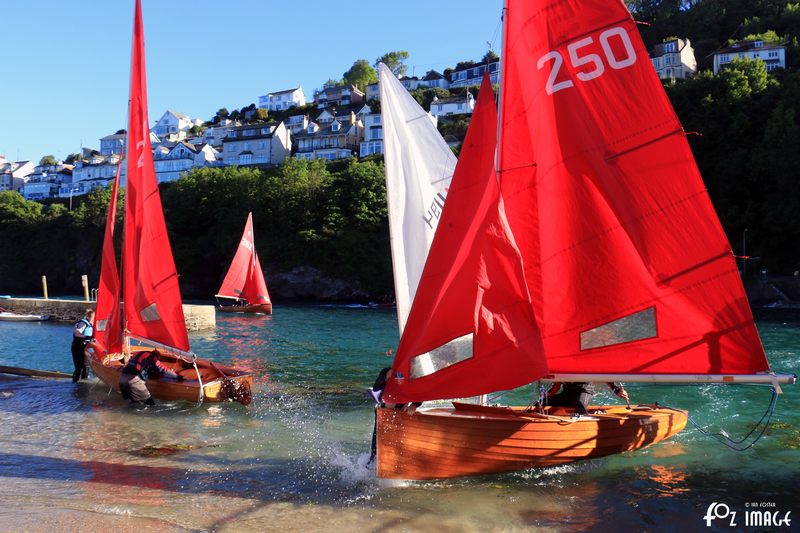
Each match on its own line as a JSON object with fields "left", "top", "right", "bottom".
{"left": 537, "top": 27, "right": 637, "bottom": 95}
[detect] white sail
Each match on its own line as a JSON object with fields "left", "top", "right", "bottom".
{"left": 379, "top": 63, "right": 457, "bottom": 333}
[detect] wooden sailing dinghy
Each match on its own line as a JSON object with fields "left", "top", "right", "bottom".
{"left": 86, "top": 0, "right": 252, "bottom": 405}
{"left": 376, "top": 0, "right": 794, "bottom": 480}
{"left": 215, "top": 212, "right": 272, "bottom": 315}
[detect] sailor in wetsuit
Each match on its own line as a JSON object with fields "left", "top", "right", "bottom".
{"left": 71, "top": 309, "right": 94, "bottom": 382}
{"left": 546, "top": 382, "right": 629, "bottom": 415}
{"left": 119, "top": 349, "right": 183, "bottom": 405}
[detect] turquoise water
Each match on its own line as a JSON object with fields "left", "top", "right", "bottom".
{"left": 0, "top": 305, "right": 797, "bottom": 531}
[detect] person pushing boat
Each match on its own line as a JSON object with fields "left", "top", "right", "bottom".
{"left": 119, "top": 350, "right": 183, "bottom": 405}
{"left": 71, "top": 309, "right": 94, "bottom": 382}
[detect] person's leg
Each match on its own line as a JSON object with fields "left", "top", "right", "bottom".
{"left": 71, "top": 341, "right": 84, "bottom": 382}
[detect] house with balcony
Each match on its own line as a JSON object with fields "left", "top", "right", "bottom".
{"left": 21, "top": 163, "right": 73, "bottom": 200}
{"left": 650, "top": 38, "right": 697, "bottom": 80}
{"left": 257, "top": 86, "right": 306, "bottom": 111}
{"left": 713, "top": 39, "right": 786, "bottom": 74}
{"left": 430, "top": 93, "right": 475, "bottom": 117}
{"left": 294, "top": 116, "right": 363, "bottom": 161}
{"left": 72, "top": 153, "right": 122, "bottom": 183}
{"left": 0, "top": 160, "right": 34, "bottom": 192}
{"left": 220, "top": 122, "right": 291, "bottom": 166}
{"left": 449, "top": 60, "right": 499, "bottom": 88}
{"left": 359, "top": 111, "right": 383, "bottom": 157}
{"left": 284, "top": 114, "right": 309, "bottom": 135}
{"left": 314, "top": 84, "right": 365, "bottom": 109}
{"left": 153, "top": 141, "right": 220, "bottom": 182}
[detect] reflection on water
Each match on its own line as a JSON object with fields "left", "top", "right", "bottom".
{"left": 0, "top": 306, "right": 798, "bottom": 530}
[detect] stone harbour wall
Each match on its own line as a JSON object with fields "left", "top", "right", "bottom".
{"left": 0, "top": 298, "right": 215, "bottom": 331}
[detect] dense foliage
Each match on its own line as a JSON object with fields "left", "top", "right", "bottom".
{"left": 0, "top": 160, "right": 391, "bottom": 299}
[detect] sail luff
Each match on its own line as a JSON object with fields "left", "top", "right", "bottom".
{"left": 379, "top": 63, "right": 458, "bottom": 334}
{"left": 93, "top": 158, "right": 123, "bottom": 354}
{"left": 123, "top": 0, "right": 189, "bottom": 352}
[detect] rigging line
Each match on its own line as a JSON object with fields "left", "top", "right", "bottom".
{"left": 658, "top": 387, "right": 778, "bottom": 451}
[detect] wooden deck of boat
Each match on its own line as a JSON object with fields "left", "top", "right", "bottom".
{"left": 377, "top": 403, "right": 687, "bottom": 480}
{"left": 87, "top": 346, "right": 253, "bottom": 405}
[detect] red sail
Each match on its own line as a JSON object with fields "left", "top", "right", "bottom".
{"left": 93, "top": 160, "right": 123, "bottom": 355}
{"left": 384, "top": 74, "right": 546, "bottom": 404}
{"left": 123, "top": 0, "right": 189, "bottom": 351}
{"left": 217, "top": 213, "right": 271, "bottom": 305}
{"left": 245, "top": 253, "right": 271, "bottom": 305}
{"left": 498, "top": 0, "right": 768, "bottom": 375}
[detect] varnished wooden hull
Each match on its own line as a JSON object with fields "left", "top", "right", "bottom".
{"left": 86, "top": 344, "right": 253, "bottom": 405}
{"left": 217, "top": 303, "right": 272, "bottom": 315}
{"left": 377, "top": 403, "right": 687, "bottom": 480}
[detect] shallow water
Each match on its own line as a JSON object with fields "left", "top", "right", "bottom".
{"left": 0, "top": 305, "right": 798, "bottom": 532}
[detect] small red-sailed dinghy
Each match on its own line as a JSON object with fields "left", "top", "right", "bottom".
{"left": 375, "top": 0, "right": 793, "bottom": 480}
{"left": 216, "top": 212, "right": 272, "bottom": 315}
{"left": 87, "top": 0, "right": 252, "bottom": 405}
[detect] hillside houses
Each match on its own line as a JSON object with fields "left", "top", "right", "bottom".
{"left": 650, "top": 38, "right": 697, "bottom": 80}
{"left": 0, "top": 159, "right": 34, "bottom": 192}
{"left": 713, "top": 39, "right": 786, "bottom": 74}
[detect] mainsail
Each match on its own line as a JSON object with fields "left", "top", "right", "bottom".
{"left": 380, "top": 63, "right": 457, "bottom": 333}
{"left": 217, "top": 212, "right": 271, "bottom": 306}
{"left": 123, "top": 0, "right": 189, "bottom": 352}
{"left": 498, "top": 0, "right": 769, "bottom": 376}
{"left": 384, "top": 74, "right": 546, "bottom": 404}
{"left": 93, "top": 158, "right": 123, "bottom": 354}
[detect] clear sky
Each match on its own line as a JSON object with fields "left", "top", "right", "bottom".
{"left": 0, "top": 0, "right": 503, "bottom": 164}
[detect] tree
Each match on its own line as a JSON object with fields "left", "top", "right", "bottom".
{"left": 342, "top": 59, "right": 378, "bottom": 91}
{"left": 0, "top": 191, "right": 43, "bottom": 225}
{"left": 39, "top": 155, "right": 57, "bottom": 167}
{"left": 375, "top": 51, "right": 410, "bottom": 77}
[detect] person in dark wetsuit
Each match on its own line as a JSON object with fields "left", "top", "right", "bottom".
{"left": 119, "top": 350, "right": 183, "bottom": 405}
{"left": 71, "top": 309, "right": 95, "bottom": 382}
{"left": 546, "top": 382, "right": 629, "bottom": 415}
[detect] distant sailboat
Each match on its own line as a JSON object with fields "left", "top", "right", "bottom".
{"left": 86, "top": 0, "right": 252, "bottom": 405}
{"left": 374, "top": 0, "right": 795, "bottom": 480}
{"left": 215, "top": 212, "right": 272, "bottom": 315}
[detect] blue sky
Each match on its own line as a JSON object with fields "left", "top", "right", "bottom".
{"left": 0, "top": 0, "right": 503, "bottom": 163}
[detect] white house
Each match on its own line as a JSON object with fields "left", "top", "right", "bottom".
{"left": 153, "top": 141, "right": 220, "bottom": 182}
{"left": 0, "top": 160, "right": 35, "bottom": 192}
{"left": 430, "top": 93, "right": 475, "bottom": 117}
{"left": 72, "top": 153, "right": 122, "bottom": 183}
{"left": 99, "top": 132, "right": 126, "bottom": 156}
{"left": 650, "top": 38, "right": 697, "bottom": 80}
{"left": 419, "top": 70, "right": 449, "bottom": 89}
{"left": 449, "top": 60, "right": 499, "bottom": 88}
{"left": 21, "top": 163, "right": 73, "bottom": 200}
{"left": 284, "top": 114, "right": 309, "bottom": 135}
{"left": 359, "top": 111, "right": 383, "bottom": 157}
{"left": 257, "top": 86, "right": 306, "bottom": 111}
{"left": 151, "top": 110, "right": 198, "bottom": 141}
{"left": 713, "top": 39, "right": 786, "bottom": 74}
{"left": 221, "top": 122, "right": 292, "bottom": 166}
